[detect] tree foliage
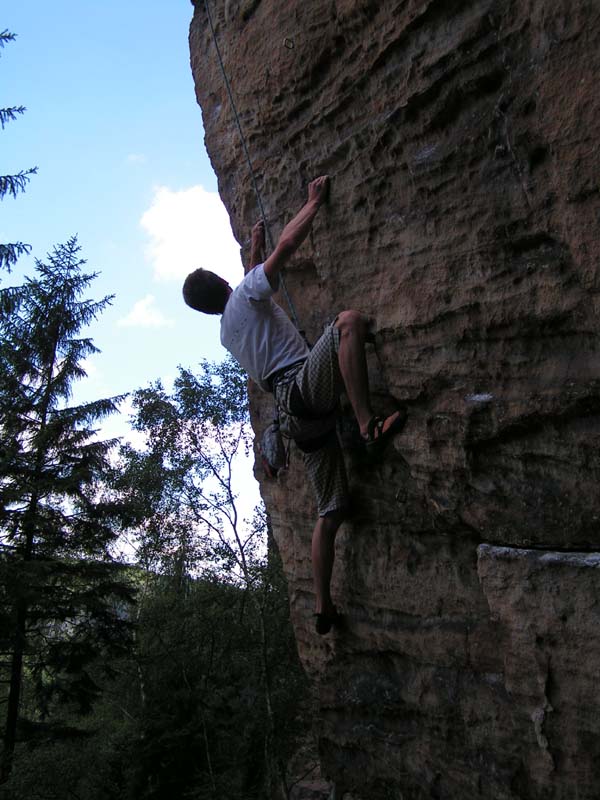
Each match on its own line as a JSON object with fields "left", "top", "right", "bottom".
{"left": 0, "top": 238, "right": 134, "bottom": 782}
{"left": 0, "top": 244, "right": 314, "bottom": 797}
{"left": 117, "top": 358, "right": 254, "bottom": 582}
{"left": 110, "top": 360, "right": 312, "bottom": 799}
{"left": 121, "top": 562, "right": 309, "bottom": 800}
{"left": 0, "top": 29, "right": 37, "bottom": 272}
{"left": 0, "top": 348, "right": 315, "bottom": 798}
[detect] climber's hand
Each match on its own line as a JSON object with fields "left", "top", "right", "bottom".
{"left": 308, "top": 175, "right": 330, "bottom": 207}
{"left": 251, "top": 219, "right": 266, "bottom": 251}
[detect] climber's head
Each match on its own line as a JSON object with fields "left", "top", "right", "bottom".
{"left": 182, "top": 268, "right": 232, "bottom": 315}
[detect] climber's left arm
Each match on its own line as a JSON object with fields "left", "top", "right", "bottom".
{"left": 246, "top": 220, "right": 265, "bottom": 274}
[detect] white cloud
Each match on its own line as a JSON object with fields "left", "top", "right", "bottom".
{"left": 140, "top": 184, "right": 242, "bottom": 285}
{"left": 127, "top": 153, "right": 147, "bottom": 164}
{"left": 80, "top": 356, "right": 98, "bottom": 378}
{"left": 117, "top": 294, "right": 174, "bottom": 329}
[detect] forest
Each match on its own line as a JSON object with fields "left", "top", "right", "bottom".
{"left": 0, "top": 29, "right": 312, "bottom": 800}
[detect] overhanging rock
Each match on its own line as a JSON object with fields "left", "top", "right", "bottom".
{"left": 189, "top": 1, "right": 600, "bottom": 796}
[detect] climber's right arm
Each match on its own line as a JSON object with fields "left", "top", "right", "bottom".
{"left": 263, "top": 175, "right": 329, "bottom": 288}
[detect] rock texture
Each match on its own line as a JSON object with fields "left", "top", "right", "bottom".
{"left": 189, "top": 1, "right": 600, "bottom": 797}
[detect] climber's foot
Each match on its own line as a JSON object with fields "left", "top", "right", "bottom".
{"left": 314, "top": 606, "right": 342, "bottom": 636}
{"left": 361, "top": 409, "right": 406, "bottom": 457}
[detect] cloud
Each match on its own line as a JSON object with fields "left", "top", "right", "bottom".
{"left": 80, "top": 356, "right": 98, "bottom": 378}
{"left": 118, "top": 294, "right": 174, "bottom": 329}
{"left": 140, "top": 184, "right": 242, "bottom": 285}
{"left": 127, "top": 153, "right": 147, "bottom": 164}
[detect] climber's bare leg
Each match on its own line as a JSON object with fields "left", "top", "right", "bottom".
{"left": 312, "top": 509, "right": 344, "bottom": 615}
{"left": 335, "top": 310, "right": 401, "bottom": 438}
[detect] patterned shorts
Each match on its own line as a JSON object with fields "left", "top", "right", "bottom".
{"left": 274, "top": 321, "right": 349, "bottom": 517}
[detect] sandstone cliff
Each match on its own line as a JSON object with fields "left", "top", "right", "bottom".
{"left": 189, "top": 1, "right": 600, "bottom": 797}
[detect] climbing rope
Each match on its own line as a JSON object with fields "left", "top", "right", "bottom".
{"left": 202, "top": 0, "right": 303, "bottom": 333}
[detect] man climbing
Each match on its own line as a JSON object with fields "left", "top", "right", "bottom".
{"left": 182, "top": 176, "right": 405, "bottom": 634}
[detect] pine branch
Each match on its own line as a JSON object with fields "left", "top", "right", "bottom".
{"left": 50, "top": 396, "right": 126, "bottom": 431}
{"left": 0, "top": 106, "right": 26, "bottom": 129}
{"left": 0, "top": 31, "right": 17, "bottom": 49}
{"left": 0, "top": 168, "right": 38, "bottom": 200}
{"left": 0, "top": 242, "right": 31, "bottom": 272}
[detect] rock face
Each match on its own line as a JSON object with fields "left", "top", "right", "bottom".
{"left": 189, "top": 1, "right": 600, "bottom": 797}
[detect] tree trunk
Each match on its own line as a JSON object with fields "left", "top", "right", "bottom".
{"left": 0, "top": 599, "right": 26, "bottom": 783}
{"left": 1, "top": 332, "right": 56, "bottom": 783}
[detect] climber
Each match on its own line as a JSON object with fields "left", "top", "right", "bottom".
{"left": 182, "top": 175, "right": 406, "bottom": 635}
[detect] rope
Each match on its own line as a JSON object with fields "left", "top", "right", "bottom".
{"left": 202, "top": 0, "right": 303, "bottom": 333}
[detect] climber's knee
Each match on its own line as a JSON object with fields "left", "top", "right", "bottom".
{"left": 335, "top": 309, "right": 369, "bottom": 338}
{"left": 319, "top": 507, "right": 347, "bottom": 529}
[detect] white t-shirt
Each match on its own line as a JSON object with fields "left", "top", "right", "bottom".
{"left": 220, "top": 264, "right": 309, "bottom": 392}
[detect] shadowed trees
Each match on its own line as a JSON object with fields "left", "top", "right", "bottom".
{"left": 114, "top": 360, "right": 310, "bottom": 800}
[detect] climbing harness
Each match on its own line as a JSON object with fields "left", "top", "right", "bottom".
{"left": 258, "top": 417, "right": 289, "bottom": 478}
{"left": 202, "top": 0, "right": 303, "bottom": 333}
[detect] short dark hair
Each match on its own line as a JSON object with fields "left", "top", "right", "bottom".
{"left": 182, "top": 268, "right": 229, "bottom": 315}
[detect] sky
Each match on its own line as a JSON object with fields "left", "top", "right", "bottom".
{"left": 1, "top": 1, "right": 260, "bottom": 510}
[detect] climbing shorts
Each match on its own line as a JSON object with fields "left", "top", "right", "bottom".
{"left": 302, "top": 431, "right": 349, "bottom": 517}
{"left": 274, "top": 320, "right": 349, "bottom": 516}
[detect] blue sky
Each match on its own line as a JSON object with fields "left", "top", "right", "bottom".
{"left": 2, "top": 1, "right": 261, "bottom": 518}
{"left": 1, "top": 0, "right": 245, "bottom": 405}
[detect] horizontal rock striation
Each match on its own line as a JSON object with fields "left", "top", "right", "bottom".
{"left": 189, "top": 1, "right": 600, "bottom": 797}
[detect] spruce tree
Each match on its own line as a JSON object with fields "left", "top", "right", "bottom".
{"left": 0, "top": 238, "right": 133, "bottom": 783}
{"left": 0, "top": 30, "right": 37, "bottom": 273}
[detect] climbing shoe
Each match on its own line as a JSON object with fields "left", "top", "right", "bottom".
{"left": 315, "top": 607, "right": 342, "bottom": 636}
{"left": 363, "top": 409, "right": 407, "bottom": 457}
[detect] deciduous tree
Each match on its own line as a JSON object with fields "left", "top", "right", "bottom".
{"left": 116, "top": 360, "right": 309, "bottom": 799}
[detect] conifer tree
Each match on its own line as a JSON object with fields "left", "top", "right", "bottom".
{"left": 0, "top": 238, "right": 133, "bottom": 783}
{"left": 0, "top": 30, "right": 37, "bottom": 273}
